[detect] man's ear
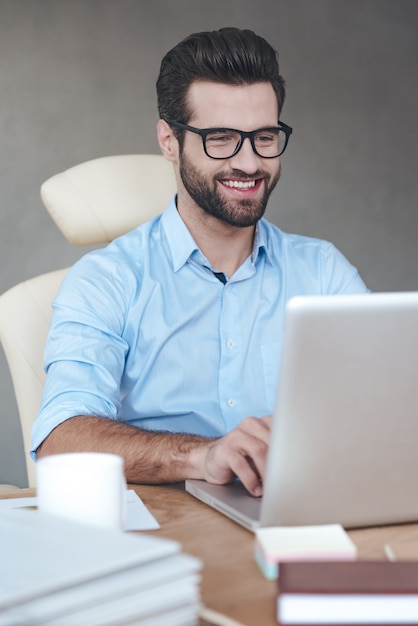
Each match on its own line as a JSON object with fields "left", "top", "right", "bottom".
{"left": 157, "top": 119, "right": 179, "bottom": 162}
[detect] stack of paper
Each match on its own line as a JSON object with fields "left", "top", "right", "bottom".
{"left": 0, "top": 508, "right": 201, "bottom": 625}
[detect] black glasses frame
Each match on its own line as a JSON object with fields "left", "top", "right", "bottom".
{"left": 167, "top": 120, "right": 293, "bottom": 159}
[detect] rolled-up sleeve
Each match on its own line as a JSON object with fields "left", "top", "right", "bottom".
{"left": 31, "top": 252, "right": 133, "bottom": 458}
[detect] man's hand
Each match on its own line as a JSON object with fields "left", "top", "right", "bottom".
{"left": 197, "top": 415, "right": 272, "bottom": 496}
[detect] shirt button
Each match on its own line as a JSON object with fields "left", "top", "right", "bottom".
{"left": 227, "top": 339, "right": 235, "bottom": 349}
{"left": 227, "top": 398, "right": 236, "bottom": 408}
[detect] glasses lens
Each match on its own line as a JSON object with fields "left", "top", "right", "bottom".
{"left": 253, "top": 129, "right": 286, "bottom": 157}
{"left": 204, "top": 130, "right": 242, "bottom": 159}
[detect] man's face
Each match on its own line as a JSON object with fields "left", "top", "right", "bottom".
{"left": 178, "top": 81, "right": 281, "bottom": 228}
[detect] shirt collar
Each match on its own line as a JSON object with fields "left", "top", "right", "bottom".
{"left": 162, "top": 197, "right": 199, "bottom": 272}
{"left": 162, "top": 196, "right": 273, "bottom": 271}
{"left": 252, "top": 219, "right": 273, "bottom": 266}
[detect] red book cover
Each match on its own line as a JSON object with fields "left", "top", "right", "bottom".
{"left": 279, "top": 561, "right": 418, "bottom": 594}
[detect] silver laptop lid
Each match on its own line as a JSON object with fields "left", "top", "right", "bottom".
{"left": 260, "top": 291, "right": 418, "bottom": 528}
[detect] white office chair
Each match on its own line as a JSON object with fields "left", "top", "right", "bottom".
{"left": 0, "top": 154, "right": 176, "bottom": 488}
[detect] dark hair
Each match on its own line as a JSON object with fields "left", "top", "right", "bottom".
{"left": 157, "top": 27, "right": 286, "bottom": 131}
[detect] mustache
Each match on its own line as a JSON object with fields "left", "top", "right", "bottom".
{"left": 215, "top": 168, "right": 269, "bottom": 180}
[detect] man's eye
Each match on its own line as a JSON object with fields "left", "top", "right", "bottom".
{"left": 256, "top": 133, "right": 276, "bottom": 144}
{"left": 207, "top": 133, "right": 236, "bottom": 145}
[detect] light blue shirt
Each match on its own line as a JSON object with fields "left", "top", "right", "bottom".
{"left": 31, "top": 197, "right": 368, "bottom": 457}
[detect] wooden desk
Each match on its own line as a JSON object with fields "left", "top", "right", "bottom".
{"left": 3, "top": 485, "right": 418, "bottom": 626}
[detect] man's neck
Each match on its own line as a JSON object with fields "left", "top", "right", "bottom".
{"left": 177, "top": 200, "right": 255, "bottom": 278}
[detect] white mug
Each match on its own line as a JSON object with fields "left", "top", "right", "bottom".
{"left": 36, "top": 452, "right": 126, "bottom": 531}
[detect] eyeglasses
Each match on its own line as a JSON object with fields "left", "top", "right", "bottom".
{"left": 168, "top": 120, "right": 293, "bottom": 159}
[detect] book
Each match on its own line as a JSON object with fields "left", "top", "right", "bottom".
{"left": 277, "top": 560, "right": 418, "bottom": 625}
{"left": 254, "top": 524, "right": 357, "bottom": 580}
{"left": 0, "top": 508, "right": 201, "bottom": 625}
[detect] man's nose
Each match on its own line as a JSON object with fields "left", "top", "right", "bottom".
{"left": 229, "top": 137, "right": 261, "bottom": 173}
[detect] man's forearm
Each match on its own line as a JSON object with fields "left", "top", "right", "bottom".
{"left": 36, "top": 415, "right": 213, "bottom": 484}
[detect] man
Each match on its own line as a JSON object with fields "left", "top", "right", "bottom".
{"left": 32, "top": 28, "right": 368, "bottom": 496}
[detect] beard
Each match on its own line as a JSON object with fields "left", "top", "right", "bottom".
{"left": 179, "top": 153, "right": 281, "bottom": 228}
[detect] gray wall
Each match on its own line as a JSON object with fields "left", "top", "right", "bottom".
{"left": 1, "top": 0, "right": 417, "bottom": 486}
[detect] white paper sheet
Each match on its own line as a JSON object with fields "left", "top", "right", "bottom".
{"left": 0, "top": 489, "right": 160, "bottom": 530}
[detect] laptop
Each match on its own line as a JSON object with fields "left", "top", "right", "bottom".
{"left": 185, "top": 291, "right": 418, "bottom": 531}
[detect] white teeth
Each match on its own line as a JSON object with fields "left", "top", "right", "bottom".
{"left": 222, "top": 180, "right": 256, "bottom": 189}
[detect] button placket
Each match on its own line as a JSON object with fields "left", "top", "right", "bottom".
{"left": 218, "top": 283, "right": 242, "bottom": 425}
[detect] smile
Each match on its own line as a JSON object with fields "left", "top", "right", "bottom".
{"left": 221, "top": 180, "right": 257, "bottom": 189}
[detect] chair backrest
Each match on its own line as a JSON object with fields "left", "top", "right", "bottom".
{"left": 0, "top": 154, "right": 177, "bottom": 487}
{"left": 41, "top": 153, "right": 176, "bottom": 244}
{"left": 0, "top": 270, "right": 68, "bottom": 487}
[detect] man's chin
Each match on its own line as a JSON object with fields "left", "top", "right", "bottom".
{"left": 218, "top": 205, "right": 266, "bottom": 228}
{"left": 215, "top": 183, "right": 270, "bottom": 226}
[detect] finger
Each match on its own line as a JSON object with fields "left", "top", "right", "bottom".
{"left": 226, "top": 429, "right": 269, "bottom": 493}
{"left": 202, "top": 418, "right": 270, "bottom": 490}
{"left": 237, "top": 415, "right": 271, "bottom": 443}
{"left": 260, "top": 414, "right": 273, "bottom": 428}
{"left": 229, "top": 452, "right": 263, "bottom": 497}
